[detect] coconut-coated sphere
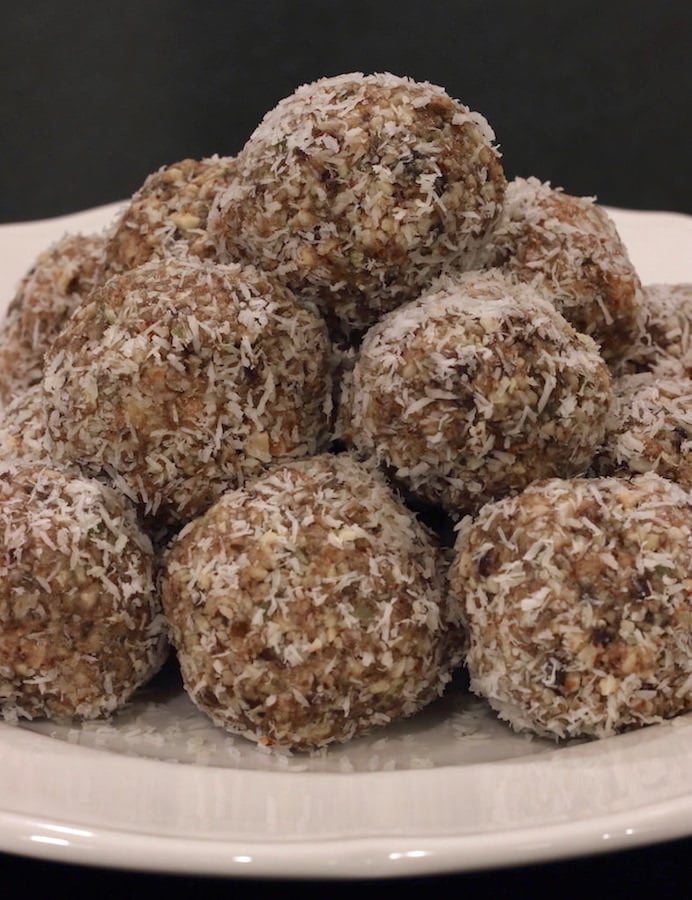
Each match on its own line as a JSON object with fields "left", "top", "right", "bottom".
{"left": 0, "top": 232, "right": 106, "bottom": 408}
{"left": 449, "top": 472, "right": 692, "bottom": 740}
{"left": 42, "top": 257, "right": 333, "bottom": 523}
{"left": 339, "top": 269, "right": 612, "bottom": 515}
{"left": 0, "top": 461, "right": 167, "bottom": 722}
{"left": 161, "top": 453, "right": 464, "bottom": 751}
{"left": 484, "top": 176, "right": 643, "bottom": 366}
{"left": 209, "top": 71, "right": 505, "bottom": 338}
{"left": 103, "top": 155, "right": 237, "bottom": 274}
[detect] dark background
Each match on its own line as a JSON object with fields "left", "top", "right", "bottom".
{"left": 0, "top": 0, "right": 690, "bottom": 223}
{"left": 0, "top": 0, "right": 691, "bottom": 895}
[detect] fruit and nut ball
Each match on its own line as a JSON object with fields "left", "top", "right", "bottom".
{"left": 449, "top": 472, "right": 692, "bottom": 740}
{"left": 623, "top": 282, "right": 692, "bottom": 377}
{"left": 0, "top": 232, "right": 106, "bottom": 407}
{"left": 339, "top": 269, "right": 612, "bottom": 516}
{"left": 484, "top": 176, "right": 643, "bottom": 366}
{"left": 161, "top": 453, "right": 464, "bottom": 751}
{"left": 209, "top": 71, "right": 506, "bottom": 338}
{"left": 103, "top": 155, "right": 237, "bottom": 274}
{"left": 591, "top": 372, "right": 692, "bottom": 489}
{"left": 42, "top": 257, "right": 333, "bottom": 523}
{"left": 0, "top": 461, "right": 167, "bottom": 721}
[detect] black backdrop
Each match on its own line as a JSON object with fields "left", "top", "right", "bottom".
{"left": 1, "top": 0, "right": 690, "bottom": 222}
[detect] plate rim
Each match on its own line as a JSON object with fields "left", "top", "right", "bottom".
{"left": 1, "top": 780, "right": 691, "bottom": 879}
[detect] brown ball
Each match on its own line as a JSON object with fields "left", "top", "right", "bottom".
{"left": 0, "top": 461, "right": 167, "bottom": 721}
{"left": 0, "top": 232, "right": 106, "bottom": 407}
{"left": 209, "top": 72, "right": 505, "bottom": 338}
{"left": 622, "top": 283, "right": 692, "bottom": 377}
{"left": 42, "top": 257, "right": 333, "bottom": 523}
{"left": 103, "top": 155, "right": 237, "bottom": 274}
{"left": 161, "top": 453, "right": 464, "bottom": 751}
{"left": 592, "top": 372, "right": 692, "bottom": 489}
{"left": 484, "top": 177, "right": 643, "bottom": 365}
{"left": 449, "top": 472, "right": 692, "bottom": 740}
{"left": 339, "top": 269, "right": 613, "bottom": 516}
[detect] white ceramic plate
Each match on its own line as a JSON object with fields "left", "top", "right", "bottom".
{"left": 0, "top": 204, "right": 691, "bottom": 880}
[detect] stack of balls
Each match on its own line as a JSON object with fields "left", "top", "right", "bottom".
{"left": 0, "top": 72, "right": 690, "bottom": 751}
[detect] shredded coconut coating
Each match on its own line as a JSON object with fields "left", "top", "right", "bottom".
{"left": 0, "top": 385, "right": 55, "bottom": 465}
{"left": 208, "top": 72, "right": 505, "bottom": 338}
{"left": 449, "top": 472, "right": 692, "bottom": 740}
{"left": 103, "top": 156, "right": 237, "bottom": 274}
{"left": 0, "top": 232, "right": 106, "bottom": 408}
{"left": 483, "top": 177, "right": 643, "bottom": 365}
{"left": 41, "top": 258, "right": 333, "bottom": 523}
{"left": 339, "top": 270, "right": 612, "bottom": 516}
{"left": 0, "top": 461, "right": 167, "bottom": 722}
{"left": 592, "top": 373, "right": 692, "bottom": 489}
{"left": 621, "top": 283, "right": 692, "bottom": 377}
{"left": 161, "top": 453, "right": 464, "bottom": 751}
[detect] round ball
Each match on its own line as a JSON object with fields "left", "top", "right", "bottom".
{"left": 103, "top": 155, "right": 237, "bottom": 274}
{"left": 623, "top": 283, "right": 692, "bottom": 377}
{"left": 0, "top": 232, "right": 106, "bottom": 407}
{"left": 0, "top": 461, "right": 167, "bottom": 721}
{"left": 592, "top": 372, "right": 692, "bottom": 489}
{"left": 485, "top": 177, "right": 643, "bottom": 365}
{"left": 339, "top": 270, "right": 613, "bottom": 515}
{"left": 449, "top": 472, "right": 692, "bottom": 740}
{"left": 42, "top": 258, "right": 333, "bottom": 523}
{"left": 209, "top": 72, "right": 505, "bottom": 337}
{"left": 161, "top": 453, "right": 464, "bottom": 751}
{"left": 0, "top": 385, "right": 54, "bottom": 465}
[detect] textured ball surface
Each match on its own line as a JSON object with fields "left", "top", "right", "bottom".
{"left": 485, "top": 177, "right": 643, "bottom": 365}
{"left": 623, "top": 283, "right": 692, "bottom": 377}
{"left": 209, "top": 72, "right": 505, "bottom": 337}
{"left": 0, "top": 232, "right": 106, "bottom": 407}
{"left": 0, "top": 461, "right": 167, "bottom": 721}
{"left": 449, "top": 472, "right": 692, "bottom": 740}
{"left": 104, "top": 155, "right": 237, "bottom": 273}
{"left": 592, "top": 373, "right": 692, "bottom": 489}
{"left": 161, "top": 453, "right": 464, "bottom": 751}
{"left": 42, "top": 257, "right": 333, "bottom": 522}
{"left": 339, "top": 269, "right": 612, "bottom": 515}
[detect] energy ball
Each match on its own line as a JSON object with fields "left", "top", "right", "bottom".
{"left": 623, "top": 283, "right": 692, "bottom": 377}
{"left": 449, "top": 472, "right": 692, "bottom": 740}
{"left": 42, "top": 258, "right": 333, "bottom": 523}
{"left": 484, "top": 177, "right": 643, "bottom": 365}
{"left": 160, "top": 453, "right": 464, "bottom": 751}
{"left": 209, "top": 71, "right": 505, "bottom": 338}
{"left": 103, "top": 155, "right": 237, "bottom": 274}
{"left": 0, "top": 461, "right": 167, "bottom": 722}
{"left": 0, "top": 385, "right": 54, "bottom": 464}
{"left": 339, "top": 270, "right": 613, "bottom": 516}
{"left": 591, "top": 373, "right": 692, "bottom": 489}
{"left": 0, "top": 231, "right": 106, "bottom": 407}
